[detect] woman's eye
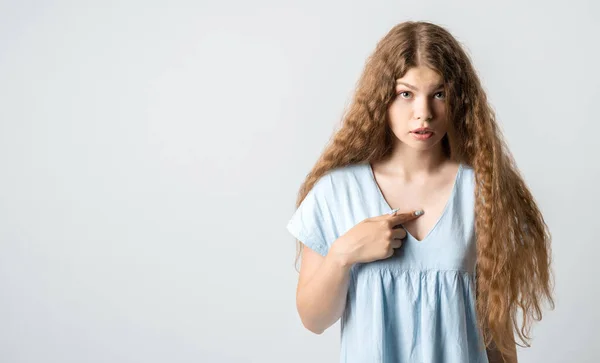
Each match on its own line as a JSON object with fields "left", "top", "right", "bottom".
{"left": 434, "top": 92, "right": 445, "bottom": 99}
{"left": 398, "top": 91, "right": 411, "bottom": 98}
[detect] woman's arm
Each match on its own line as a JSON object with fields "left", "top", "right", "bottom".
{"left": 295, "top": 240, "right": 353, "bottom": 334}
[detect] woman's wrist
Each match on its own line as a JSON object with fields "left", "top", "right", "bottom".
{"left": 329, "top": 237, "right": 355, "bottom": 269}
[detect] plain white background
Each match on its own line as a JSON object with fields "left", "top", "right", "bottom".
{"left": 1, "top": 0, "right": 598, "bottom": 362}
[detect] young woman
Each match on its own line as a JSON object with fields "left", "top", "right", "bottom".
{"left": 286, "top": 21, "right": 554, "bottom": 363}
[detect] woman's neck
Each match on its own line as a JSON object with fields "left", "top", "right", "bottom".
{"left": 378, "top": 142, "right": 449, "bottom": 180}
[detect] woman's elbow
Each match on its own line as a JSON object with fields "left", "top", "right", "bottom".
{"left": 300, "top": 317, "right": 326, "bottom": 335}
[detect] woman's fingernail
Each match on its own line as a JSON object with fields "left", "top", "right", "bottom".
{"left": 389, "top": 208, "right": 399, "bottom": 215}
{"left": 414, "top": 210, "right": 424, "bottom": 216}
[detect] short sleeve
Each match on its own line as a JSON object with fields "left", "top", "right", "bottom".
{"left": 286, "top": 173, "right": 336, "bottom": 257}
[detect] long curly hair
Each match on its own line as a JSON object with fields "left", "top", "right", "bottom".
{"left": 292, "top": 21, "right": 555, "bottom": 361}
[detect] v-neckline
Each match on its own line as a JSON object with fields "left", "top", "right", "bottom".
{"left": 366, "top": 161, "right": 463, "bottom": 243}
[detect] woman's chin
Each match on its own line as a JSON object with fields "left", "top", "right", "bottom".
{"left": 397, "top": 136, "right": 444, "bottom": 152}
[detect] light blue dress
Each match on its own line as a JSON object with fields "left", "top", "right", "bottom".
{"left": 286, "top": 162, "right": 489, "bottom": 363}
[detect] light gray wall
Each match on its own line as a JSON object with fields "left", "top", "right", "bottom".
{"left": 1, "top": 0, "right": 598, "bottom": 362}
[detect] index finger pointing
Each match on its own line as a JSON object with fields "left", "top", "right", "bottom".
{"left": 388, "top": 209, "right": 424, "bottom": 224}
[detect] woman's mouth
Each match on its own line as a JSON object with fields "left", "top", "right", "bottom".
{"left": 410, "top": 130, "right": 434, "bottom": 140}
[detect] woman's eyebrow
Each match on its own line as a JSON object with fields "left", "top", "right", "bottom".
{"left": 396, "top": 81, "right": 444, "bottom": 91}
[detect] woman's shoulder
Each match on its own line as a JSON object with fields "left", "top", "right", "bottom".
{"left": 460, "top": 162, "right": 474, "bottom": 173}
{"left": 322, "top": 162, "right": 371, "bottom": 189}
{"left": 328, "top": 162, "right": 367, "bottom": 178}
{"left": 458, "top": 162, "right": 475, "bottom": 183}
{"left": 310, "top": 163, "right": 369, "bottom": 198}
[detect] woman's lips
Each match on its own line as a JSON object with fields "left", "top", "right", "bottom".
{"left": 410, "top": 131, "right": 434, "bottom": 140}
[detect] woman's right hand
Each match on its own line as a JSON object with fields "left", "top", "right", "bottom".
{"left": 331, "top": 209, "right": 424, "bottom": 266}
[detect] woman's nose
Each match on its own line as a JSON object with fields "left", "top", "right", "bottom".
{"left": 414, "top": 100, "right": 433, "bottom": 121}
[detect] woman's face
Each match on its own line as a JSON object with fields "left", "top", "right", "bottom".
{"left": 387, "top": 65, "right": 448, "bottom": 151}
